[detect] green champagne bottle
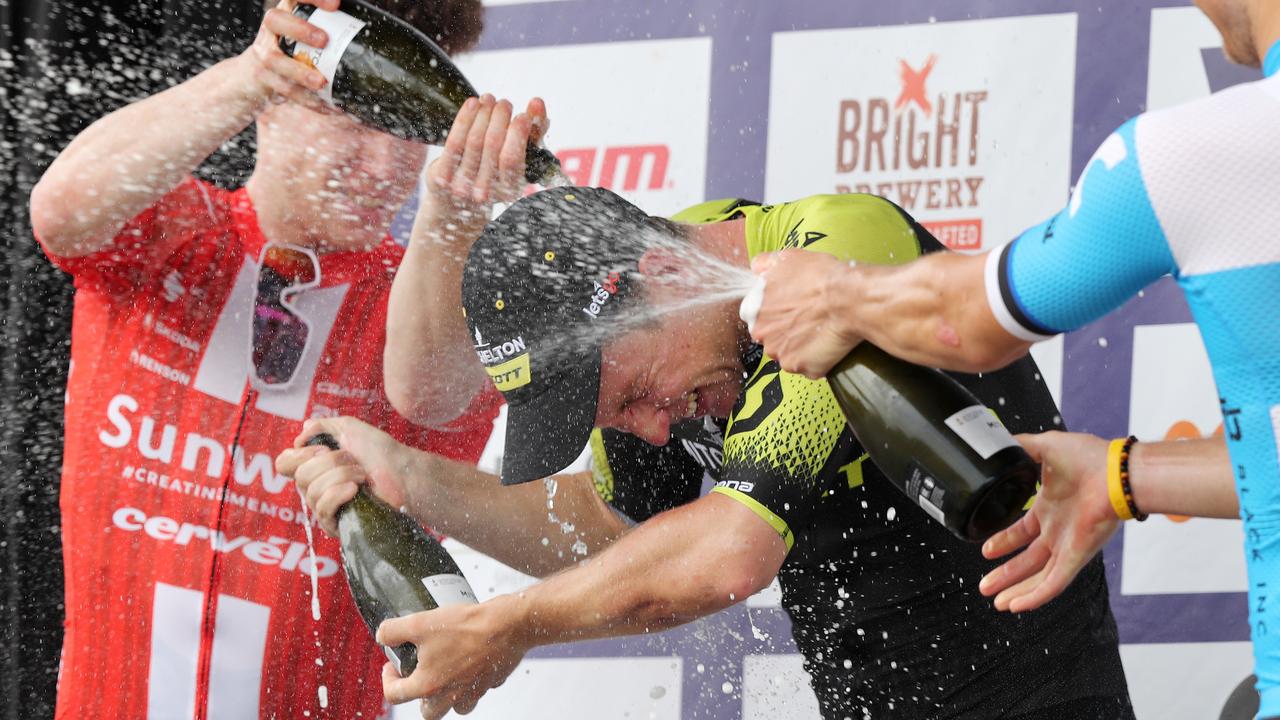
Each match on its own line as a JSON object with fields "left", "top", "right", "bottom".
{"left": 280, "top": 0, "right": 563, "bottom": 185}
{"left": 304, "top": 433, "right": 477, "bottom": 676}
{"left": 826, "top": 344, "right": 1040, "bottom": 542}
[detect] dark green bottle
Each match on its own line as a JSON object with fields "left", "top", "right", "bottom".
{"left": 281, "top": 0, "right": 563, "bottom": 185}
{"left": 827, "top": 344, "right": 1040, "bottom": 542}
{"left": 304, "top": 433, "right": 477, "bottom": 676}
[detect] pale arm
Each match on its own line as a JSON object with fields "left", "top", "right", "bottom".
{"left": 376, "top": 492, "right": 788, "bottom": 716}
{"left": 1129, "top": 436, "right": 1237, "bottom": 518}
{"left": 278, "top": 415, "right": 626, "bottom": 577}
{"left": 748, "top": 249, "right": 1029, "bottom": 378}
{"left": 979, "top": 431, "right": 1237, "bottom": 613}
{"left": 385, "top": 97, "right": 547, "bottom": 426}
{"left": 30, "top": 1, "right": 335, "bottom": 257}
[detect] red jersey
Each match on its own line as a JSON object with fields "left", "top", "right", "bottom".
{"left": 42, "top": 178, "right": 496, "bottom": 719}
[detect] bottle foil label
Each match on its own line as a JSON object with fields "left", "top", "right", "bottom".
{"left": 905, "top": 464, "right": 946, "bottom": 524}
{"left": 293, "top": 9, "right": 367, "bottom": 103}
{"left": 423, "top": 573, "right": 479, "bottom": 606}
{"left": 945, "top": 405, "right": 1018, "bottom": 460}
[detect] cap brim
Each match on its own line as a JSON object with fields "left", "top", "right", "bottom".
{"left": 499, "top": 357, "right": 602, "bottom": 485}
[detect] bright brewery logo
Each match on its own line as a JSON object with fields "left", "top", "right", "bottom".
{"left": 835, "top": 54, "right": 988, "bottom": 250}
{"left": 557, "top": 145, "right": 671, "bottom": 192}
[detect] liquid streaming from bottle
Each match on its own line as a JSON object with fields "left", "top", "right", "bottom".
{"left": 296, "top": 487, "right": 322, "bottom": 621}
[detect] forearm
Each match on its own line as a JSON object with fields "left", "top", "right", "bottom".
{"left": 840, "top": 252, "right": 1032, "bottom": 372}
{"left": 506, "top": 494, "right": 783, "bottom": 647}
{"left": 384, "top": 209, "right": 489, "bottom": 426}
{"left": 1129, "top": 438, "right": 1238, "bottom": 519}
{"left": 407, "top": 451, "right": 626, "bottom": 577}
{"left": 30, "top": 56, "right": 265, "bottom": 255}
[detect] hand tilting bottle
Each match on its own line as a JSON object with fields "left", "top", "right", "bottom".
{"left": 304, "top": 433, "right": 477, "bottom": 676}
{"left": 281, "top": 0, "right": 563, "bottom": 185}
{"left": 826, "top": 345, "right": 1040, "bottom": 542}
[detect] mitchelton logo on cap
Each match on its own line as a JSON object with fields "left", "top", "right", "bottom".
{"left": 474, "top": 328, "right": 531, "bottom": 392}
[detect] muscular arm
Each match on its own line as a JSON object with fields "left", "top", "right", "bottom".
{"left": 376, "top": 487, "right": 788, "bottom": 714}
{"left": 751, "top": 118, "right": 1175, "bottom": 377}
{"left": 835, "top": 251, "right": 1031, "bottom": 372}
{"left": 410, "top": 453, "right": 628, "bottom": 578}
{"left": 29, "top": 2, "right": 333, "bottom": 258}
{"left": 507, "top": 492, "right": 785, "bottom": 642}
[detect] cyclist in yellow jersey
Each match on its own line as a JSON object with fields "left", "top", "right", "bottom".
{"left": 284, "top": 188, "right": 1134, "bottom": 719}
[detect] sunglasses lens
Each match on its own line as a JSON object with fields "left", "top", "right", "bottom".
{"left": 263, "top": 246, "right": 318, "bottom": 285}
{"left": 253, "top": 246, "right": 318, "bottom": 386}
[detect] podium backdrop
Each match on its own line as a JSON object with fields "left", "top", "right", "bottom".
{"left": 396, "top": 1, "right": 1259, "bottom": 718}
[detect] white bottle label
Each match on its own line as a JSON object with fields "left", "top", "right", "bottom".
{"left": 423, "top": 573, "right": 479, "bottom": 606}
{"left": 293, "top": 8, "right": 367, "bottom": 104}
{"left": 944, "top": 405, "right": 1018, "bottom": 460}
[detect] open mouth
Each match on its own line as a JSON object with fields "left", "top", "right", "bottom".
{"left": 685, "top": 391, "right": 700, "bottom": 419}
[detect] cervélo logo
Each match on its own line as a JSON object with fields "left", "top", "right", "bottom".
{"left": 834, "top": 54, "right": 987, "bottom": 250}
{"left": 557, "top": 145, "right": 671, "bottom": 192}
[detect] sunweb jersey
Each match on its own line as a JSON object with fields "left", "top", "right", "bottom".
{"left": 986, "top": 41, "right": 1280, "bottom": 716}
{"left": 590, "top": 194, "right": 1133, "bottom": 719}
{"left": 39, "top": 177, "right": 497, "bottom": 720}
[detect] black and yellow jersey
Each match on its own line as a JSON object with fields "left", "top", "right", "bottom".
{"left": 590, "top": 194, "right": 1133, "bottom": 720}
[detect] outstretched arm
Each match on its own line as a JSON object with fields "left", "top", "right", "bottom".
{"left": 384, "top": 97, "right": 549, "bottom": 427}
{"left": 748, "top": 117, "right": 1176, "bottom": 378}
{"left": 30, "top": 0, "right": 338, "bottom": 258}
{"left": 376, "top": 492, "right": 788, "bottom": 719}
{"left": 747, "top": 249, "right": 1025, "bottom": 377}
{"left": 276, "top": 416, "right": 626, "bottom": 577}
{"left": 979, "top": 431, "right": 1236, "bottom": 613}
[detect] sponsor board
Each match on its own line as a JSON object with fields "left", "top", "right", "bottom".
{"left": 1148, "top": 7, "right": 1258, "bottom": 110}
{"left": 765, "top": 14, "right": 1077, "bottom": 252}
{"left": 393, "top": 657, "right": 683, "bottom": 719}
{"left": 742, "top": 654, "right": 820, "bottom": 720}
{"left": 452, "top": 38, "right": 712, "bottom": 216}
{"left": 1119, "top": 642, "right": 1254, "bottom": 719}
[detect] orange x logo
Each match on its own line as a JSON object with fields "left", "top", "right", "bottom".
{"left": 895, "top": 54, "right": 937, "bottom": 117}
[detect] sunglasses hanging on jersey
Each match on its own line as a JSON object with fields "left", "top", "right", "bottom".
{"left": 250, "top": 244, "right": 320, "bottom": 390}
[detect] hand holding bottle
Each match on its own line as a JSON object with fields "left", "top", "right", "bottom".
{"left": 376, "top": 594, "right": 531, "bottom": 720}
{"left": 276, "top": 416, "right": 412, "bottom": 536}
{"left": 237, "top": 0, "right": 341, "bottom": 113}
{"left": 746, "top": 249, "right": 864, "bottom": 379}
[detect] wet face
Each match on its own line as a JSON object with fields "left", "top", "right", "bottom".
{"left": 1196, "top": 0, "right": 1260, "bottom": 66}
{"left": 258, "top": 103, "right": 428, "bottom": 249}
{"left": 595, "top": 306, "right": 746, "bottom": 446}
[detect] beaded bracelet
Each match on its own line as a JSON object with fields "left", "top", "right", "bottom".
{"left": 1117, "top": 435, "right": 1148, "bottom": 521}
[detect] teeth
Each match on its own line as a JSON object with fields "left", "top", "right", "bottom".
{"left": 687, "top": 392, "right": 699, "bottom": 418}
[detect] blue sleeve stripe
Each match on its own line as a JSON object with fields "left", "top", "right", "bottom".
{"left": 983, "top": 240, "right": 1057, "bottom": 343}
{"left": 1000, "top": 232, "right": 1061, "bottom": 337}
{"left": 999, "top": 118, "right": 1174, "bottom": 334}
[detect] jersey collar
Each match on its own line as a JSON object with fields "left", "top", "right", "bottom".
{"left": 1265, "top": 41, "right": 1280, "bottom": 78}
